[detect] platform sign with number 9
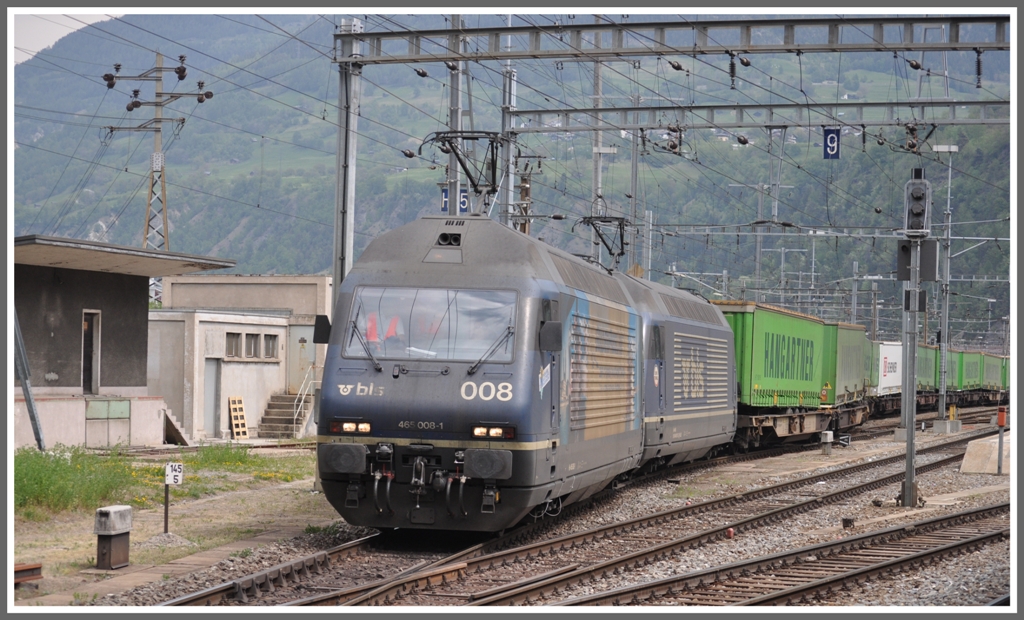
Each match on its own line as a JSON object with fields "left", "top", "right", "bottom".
{"left": 165, "top": 462, "right": 184, "bottom": 485}
{"left": 823, "top": 128, "right": 840, "bottom": 160}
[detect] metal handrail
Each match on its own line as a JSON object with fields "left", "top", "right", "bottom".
{"left": 293, "top": 364, "right": 321, "bottom": 429}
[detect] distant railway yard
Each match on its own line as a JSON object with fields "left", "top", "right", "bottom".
{"left": 14, "top": 410, "right": 1009, "bottom": 608}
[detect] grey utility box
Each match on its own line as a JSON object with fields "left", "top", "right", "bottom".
{"left": 95, "top": 505, "right": 132, "bottom": 569}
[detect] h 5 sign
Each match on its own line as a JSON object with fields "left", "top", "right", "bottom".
{"left": 441, "top": 188, "right": 469, "bottom": 214}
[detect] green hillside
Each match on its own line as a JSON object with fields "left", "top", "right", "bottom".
{"left": 13, "top": 14, "right": 1010, "bottom": 344}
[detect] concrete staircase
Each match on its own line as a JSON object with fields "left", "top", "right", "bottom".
{"left": 256, "top": 393, "right": 311, "bottom": 439}
{"left": 163, "top": 409, "right": 192, "bottom": 446}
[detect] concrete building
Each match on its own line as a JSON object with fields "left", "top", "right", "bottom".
{"left": 151, "top": 275, "right": 332, "bottom": 441}
{"left": 13, "top": 236, "right": 234, "bottom": 449}
{"left": 148, "top": 309, "right": 290, "bottom": 441}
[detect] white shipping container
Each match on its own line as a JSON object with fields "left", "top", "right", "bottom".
{"left": 872, "top": 342, "right": 903, "bottom": 396}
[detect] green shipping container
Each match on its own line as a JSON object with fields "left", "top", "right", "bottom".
{"left": 822, "top": 323, "right": 869, "bottom": 406}
{"left": 1003, "top": 357, "right": 1011, "bottom": 391}
{"left": 961, "top": 351, "right": 982, "bottom": 389}
{"left": 982, "top": 353, "right": 1003, "bottom": 390}
{"left": 714, "top": 301, "right": 826, "bottom": 409}
{"left": 916, "top": 344, "right": 937, "bottom": 391}
{"left": 938, "top": 348, "right": 961, "bottom": 392}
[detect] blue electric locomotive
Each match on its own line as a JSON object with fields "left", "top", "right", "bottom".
{"left": 314, "top": 215, "right": 736, "bottom": 532}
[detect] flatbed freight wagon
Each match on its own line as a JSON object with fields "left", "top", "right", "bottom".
{"left": 713, "top": 301, "right": 834, "bottom": 448}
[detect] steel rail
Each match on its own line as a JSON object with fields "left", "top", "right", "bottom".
{"left": 281, "top": 447, "right": 795, "bottom": 606}
{"left": 158, "top": 447, "right": 783, "bottom": 607}
{"left": 345, "top": 433, "right": 984, "bottom": 606}
{"left": 160, "top": 431, "right": 992, "bottom": 607}
{"left": 159, "top": 534, "right": 379, "bottom": 606}
{"left": 742, "top": 527, "right": 1010, "bottom": 606}
{"left": 469, "top": 451, "right": 972, "bottom": 606}
{"left": 554, "top": 503, "right": 1009, "bottom": 606}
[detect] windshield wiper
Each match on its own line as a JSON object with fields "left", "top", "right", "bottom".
{"left": 349, "top": 320, "right": 383, "bottom": 372}
{"left": 467, "top": 325, "right": 514, "bottom": 375}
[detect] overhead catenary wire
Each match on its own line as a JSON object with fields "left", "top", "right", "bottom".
{"left": 17, "top": 14, "right": 1007, "bottom": 297}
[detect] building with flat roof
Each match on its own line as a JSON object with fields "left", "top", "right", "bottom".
{"left": 152, "top": 275, "right": 332, "bottom": 441}
{"left": 13, "top": 235, "right": 234, "bottom": 449}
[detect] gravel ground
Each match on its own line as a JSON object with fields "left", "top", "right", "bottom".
{"left": 80, "top": 431, "right": 1012, "bottom": 607}
{"left": 87, "top": 523, "right": 376, "bottom": 606}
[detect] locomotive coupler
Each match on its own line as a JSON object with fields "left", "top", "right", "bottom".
{"left": 481, "top": 484, "right": 497, "bottom": 514}
{"left": 409, "top": 456, "right": 428, "bottom": 508}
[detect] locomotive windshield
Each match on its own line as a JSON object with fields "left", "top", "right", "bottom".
{"left": 344, "top": 287, "right": 517, "bottom": 362}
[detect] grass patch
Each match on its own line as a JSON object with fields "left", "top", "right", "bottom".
{"left": 14, "top": 443, "right": 316, "bottom": 521}
{"left": 14, "top": 445, "right": 151, "bottom": 517}
{"left": 669, "top": 485, "right": 713, "bottom": 500}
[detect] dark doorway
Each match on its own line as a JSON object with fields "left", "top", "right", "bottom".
{"left": 83, "top": 312, "right": 99, "bottom": 393}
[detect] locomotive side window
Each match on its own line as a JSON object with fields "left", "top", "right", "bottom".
{"left": 345, "top": 287, "right": 517, "bottom": 362}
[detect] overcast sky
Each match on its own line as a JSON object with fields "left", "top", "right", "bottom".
{"left": 12, "top": 13, "right": 120, "bottom": 64}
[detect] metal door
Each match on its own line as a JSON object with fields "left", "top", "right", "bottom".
{"left": 204, "top": 359, "right": 221, "bottom": 439}
{"left": 287, "top": 325, "right": 315, "bottom": 394}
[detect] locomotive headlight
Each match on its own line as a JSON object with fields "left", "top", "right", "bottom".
{"left": 329, "top": 420, "right": 371, "bottom": 434}
{"left": 473, "top": 426, "right": 515, "bottom": 439}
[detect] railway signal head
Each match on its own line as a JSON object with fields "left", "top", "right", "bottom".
{"left": 903, "top": 171, "right": 931, "bottom": 238}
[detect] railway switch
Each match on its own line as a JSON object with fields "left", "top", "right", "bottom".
{"left": 94, "top": 505, "right": 132, "bottom": 570}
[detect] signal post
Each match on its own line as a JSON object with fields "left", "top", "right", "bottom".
{"left": 897, "top": 168, "right": 933, "bottom": 507}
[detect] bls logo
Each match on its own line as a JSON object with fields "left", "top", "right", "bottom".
{"left": 338, "top": 382, "right": 384, "bottom": 397}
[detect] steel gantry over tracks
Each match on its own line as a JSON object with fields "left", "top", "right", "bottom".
{"left": 334, "top": 15, "right": 1010, "bottom": 65}
{"left": 329, "top": 14, "right": 1010, "bottom": 294}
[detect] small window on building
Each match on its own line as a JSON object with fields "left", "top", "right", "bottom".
{"left": 264, "top": 334, "right": 278, "bottom": 359}
{"left": 226, "top": 332, "right": 241, "bottom": 357}
{"left": 245, "top": 334, "right": 260, "bottom": 358}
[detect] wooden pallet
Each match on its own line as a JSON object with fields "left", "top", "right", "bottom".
{"left": 228, "top": 397, "right": 249, "bottom": 439}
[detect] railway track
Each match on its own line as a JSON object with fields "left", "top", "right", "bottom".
{"left": 851, "top": 406, "right": 1000, "bottom": 442}
{"left": 92, "top": 441, "right": 317, "bottom": 458}
{"left": 554, "top": 503, "right": 1010, "bottom": 606}
{"left": 155, "top": 445, "right": 793, "bottom": 607}
{"left": 157, "top": 431, "right": 996, "bottom": 607}
{"left": 327, "top": 433, "right": 990, "bottom": 606}
{"left": 458, "top": 451, "right": 972, "bottom": 606}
